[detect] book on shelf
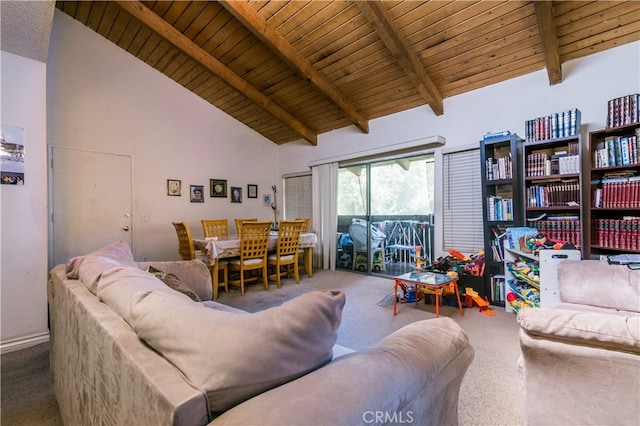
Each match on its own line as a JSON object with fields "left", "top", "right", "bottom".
{"left": 593, "top": 134, "right": 639, "bottom": 167}
{"left": 596, "top": 218, "right": 640, "bottom": 251}
{"left": 483, "top": 131, "right": 511, "bottom": 141}
{"left": 525, "top": 108, "right": 581, "bottom": 142}
{"left": 594, "top": 175, "right": 640, "bottom": 208}
{"left": 607, "top": 94, "right": 640, "bottom": 128}
{"left": 526, "top": 179, "right": 580, "bottom": 208}
{"left": 485, "top": 151, "right": 512, "bottom": 181}
{"left": 490, "top": 275, "right": 505, "bottom": 303}
{"left": 486, "top": 196, "right": 513, "bottom": 221}
{"left": 490, "top": 227, "right": 506, "bottom": 262}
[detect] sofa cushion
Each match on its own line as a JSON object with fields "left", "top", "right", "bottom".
{"left": 98, "top": 266, "right": 190, "bottom": 323}
{"left": 517, "top": 307, "right": 640, "bottom": 353}
{"left": 129, "top": 289, "right": 346, "bottom": 414}
{"left": 65, "top": 240, "right": 137, "bottom": 293}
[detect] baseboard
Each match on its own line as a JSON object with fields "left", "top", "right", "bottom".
{"left": 0, "top": 332, "right": 50, "bottom": 354}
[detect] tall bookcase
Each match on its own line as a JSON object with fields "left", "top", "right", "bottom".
{"left": 480, "top": 134, "right": 523, "bottom": 306}
{"left": 587, "top": 122, "right": 640, "bottom": 259}
{"left": 523, "top": 109, "right": 584, "bottom": 253}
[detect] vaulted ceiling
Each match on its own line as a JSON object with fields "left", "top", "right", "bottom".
{"left": 56, "top": 1, "right": 640, "bottom": 145}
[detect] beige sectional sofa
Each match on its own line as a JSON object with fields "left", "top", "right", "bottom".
{"left": 48, "top": 241, "right": 474, "bottom": 425}
{"left": 517, "top": 260, "right": 640, "bottom": 426}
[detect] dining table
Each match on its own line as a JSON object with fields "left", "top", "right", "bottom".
{"left": 193, "top": 231, "right": 318, "bottom": 299}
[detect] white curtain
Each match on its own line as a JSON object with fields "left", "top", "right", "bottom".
{"left": 311, "top": 162, "right": 338, "bottom": 270}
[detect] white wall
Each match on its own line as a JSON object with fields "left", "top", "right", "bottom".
{"left": 47, "top": 10, "right": 281, "bottom": 262}
{"left": 0, "top": 51, "right": 49, "bottom": 351}
{"left": 278, "top": 41, "right": 640, "bottom": 257}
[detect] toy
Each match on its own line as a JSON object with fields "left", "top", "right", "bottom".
{"left": 525, "top": 233, "right": 578, "bottom": 253}
{"left": 412, "top": 246, "right": 428, "bottom": 270}
{"left": 464, "top": 288, "right": 495, "bottom": 316}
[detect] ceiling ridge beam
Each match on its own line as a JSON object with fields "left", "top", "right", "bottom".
{"left": 115, "top": 1, "right": 317, "bottom": 145}
{"left": 533, "top": 1, "right": 562, "bottom": 85}
{"left": 357, "top": 1, "right": 444, "bottom": 116}
{"left": 219, "top": 0, "right": 369, "bottom": 134}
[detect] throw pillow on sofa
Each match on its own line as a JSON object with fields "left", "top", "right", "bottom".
{"left": 129, "top": 289, "right": 346, "bottom": 415}
{"left": 146, "top": 265, "right": 201, "bottom": 302}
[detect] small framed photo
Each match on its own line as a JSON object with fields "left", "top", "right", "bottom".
{"left": 210, "top": 179, "right": 227, "bottom": 198}
{"left": 248, "top": 184, "right": 258, "bottom": 198}
{"left": 263, "top": 194, "right": 271, "bottom": 206}
{"left": 167, "top": 179, "right": 181, "bottom": 196}
{"left": 231, "top": 186, "right": 242, "bottom": 203}
{"left": 190, "top": 185, "right": 204, "bottom": 202}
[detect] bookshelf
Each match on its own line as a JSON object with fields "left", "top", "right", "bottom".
{"left": 480, "top": 133, "right": 523, "bottom": 306}
{"left": 523, "top": 109, "right": 583, "bottom": 253}
{"left": 587, "top": 122, "right": 640, "bottom": 259}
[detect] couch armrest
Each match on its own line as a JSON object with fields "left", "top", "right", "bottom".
{"left": 211, "top": 317, "right": 473, "bottom": 426}
{"left": 517, "top": 308, "right": 640, "bottom": 354}
{"left": 137, "top": 260, "right": 212, "bottom": 301}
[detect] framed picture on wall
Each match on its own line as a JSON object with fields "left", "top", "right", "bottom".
{"left": 190, "top": 185, "right": 204, "bottom": 202}
{"left": 210, "top": 179, "right": 227, "bottom": 198}
{"left": 263, "top": 194, "right": 271, "bottom": 206}
{"left": 167, "top": 179, "right": 181, "bottom": 196}
{"left": 231, "top": 186, "right": 242, "bottom": 203}
{"left": 248, "top": 184, "right": 258, "bottom": 198}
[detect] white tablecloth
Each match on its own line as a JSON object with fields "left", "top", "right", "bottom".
{"left": 193, "top": 232, "right": 318, "bottom": 266}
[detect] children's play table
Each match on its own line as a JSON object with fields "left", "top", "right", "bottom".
{"left": 393, "top": 271, "right": 464, "bottom": 317}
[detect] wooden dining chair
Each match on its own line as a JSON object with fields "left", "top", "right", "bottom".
{"left": 172, "top": 221, "right": 228, "bottom": 299}
{"left": 268, "top": 220, "right": 304, "bottom": 288}
{"left": 234, "top": 218, "right": 258, "bottom": 234}
{"left": 229, "top": 221, "right": 272, "bottom": 296}
{"left": 202, "top": 219, "right": 229, "bottom": 238}
{"left": 200, "top": 219, "right": 231, "bottom": 297}
{"left": 295, "top": 217, "right": 312, "bottom": 233}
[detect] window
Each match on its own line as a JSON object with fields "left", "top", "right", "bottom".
{"left": 283, "top": 174, "right": 312, "bottom": 220}
{"left": 442, "top": 148, "right": 484, "bottom": 253}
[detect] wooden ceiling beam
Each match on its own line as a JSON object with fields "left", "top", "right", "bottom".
{"left": 219, "top": 0, "right": 369, "bottom": 134}
{"left": 534, "top": 1, "right": 562, "bottom": 85}
{"left": 114, "top": 1, "right": 317, "bottom": 145}
{"left": 356, "top": 1, "right": 444, "bottom": 116}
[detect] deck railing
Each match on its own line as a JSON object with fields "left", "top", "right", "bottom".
{"left": 337, "top": 215, "right": 434, "bottom": 270}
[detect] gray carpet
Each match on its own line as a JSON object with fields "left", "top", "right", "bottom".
{"left": 1, "top": 268, "right": 524, "bottom": 425}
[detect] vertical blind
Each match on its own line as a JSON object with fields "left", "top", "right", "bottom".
{"left": 284, "top": 174, "right": 312, "bottom": 220}
{"left": 442, "top": 148, "right": 485, "bottom": 253}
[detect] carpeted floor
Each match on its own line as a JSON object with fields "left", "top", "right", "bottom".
{"left": 1, "top": 268, "right": 524, "bottom": 425}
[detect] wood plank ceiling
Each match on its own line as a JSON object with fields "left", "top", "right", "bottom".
{"left": 56, "top": 1, "right": 640, "bottom": 145}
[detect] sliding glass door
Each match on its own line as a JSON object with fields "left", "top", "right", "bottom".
{"left": 336, "top": 153, "right": 435, "bottom": 276}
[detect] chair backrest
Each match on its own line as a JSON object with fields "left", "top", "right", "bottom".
{"left": 172, "top": 221, "right": 195, "bottom": 260}
{"left": 239, "top": 221, "right": 272, "bottom": 261}
{"left": 202, "top": 219, "right": 229, "bottom": 237}
{"left": 234, "top": 218, "right": 258, "bottom": 234}
{"left": 295, "top": 217, "right": 312, "bottom": 233}
{"left": 277, "top": 220, "right": 304, "bottom": 257}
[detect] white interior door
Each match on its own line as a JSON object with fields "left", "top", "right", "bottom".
{"left": 50, "top": 147, "right": 132, "bottom": 268}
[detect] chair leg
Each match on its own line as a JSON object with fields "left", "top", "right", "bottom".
{"left": 293, "top": 262, "right": 300, "bottom": 284}
{"left": 240, "top": 270, "right": 245, "bottom": 296}
{"left": 262, "top": 265, "right": 270, "bottom": 290}
{"left": 222, "top": 264, "right": 229, "bottom": 294}
{"left": 211, "top": 264, "right": 219, "bottom": 301}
